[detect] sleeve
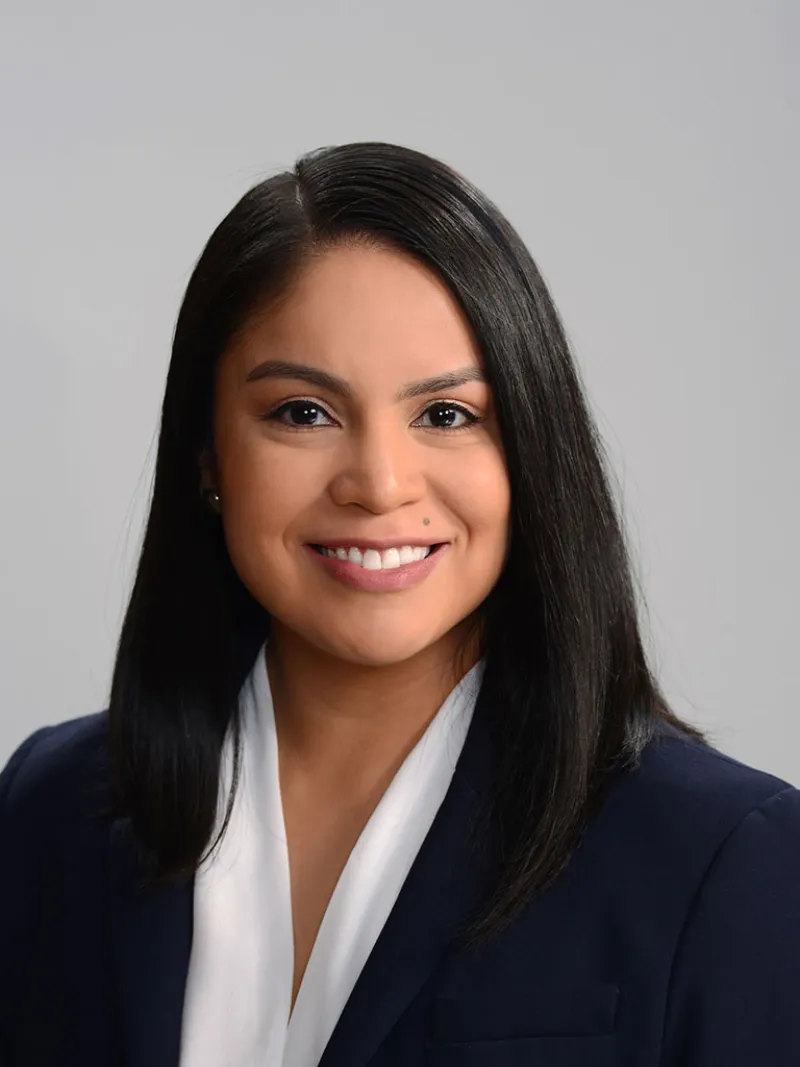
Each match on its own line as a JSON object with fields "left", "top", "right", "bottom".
{"left": 0, "top": 726, "right": 54, "bottom": 1067}
{"left": 660, "top": 784, "right": 800, "bottom": 1067}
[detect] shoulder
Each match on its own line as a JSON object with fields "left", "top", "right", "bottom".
{"left": 573, "top": 724, "right": 800, "bottom": 1060}
{"left": 0, "top": 711, "right": 111, "bottom": 834}
{"left": 0, "top": 714, "right": 116, "bottom": 1044}
{"left": 606, "top": 719, "right": 798, "bottom": 859}
{"left": 647, "top": 717, "right": 792, "bottom": 792}
{"left": 625, "top": 725, "right": 800, "bottom": 1061}
{"left": 577, "top": 719, "right": 800, "bottom": 932}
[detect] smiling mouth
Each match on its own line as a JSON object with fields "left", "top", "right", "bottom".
{"left": 310, "top": 544, "right": 445, "bottom": 570}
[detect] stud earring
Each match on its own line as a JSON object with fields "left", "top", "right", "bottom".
{"left": 203, "top": 488, "right": 221, "bottom": 514}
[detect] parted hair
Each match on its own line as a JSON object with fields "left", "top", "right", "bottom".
{"left": 108, "top": 142, "right": 704, "bottom": 946}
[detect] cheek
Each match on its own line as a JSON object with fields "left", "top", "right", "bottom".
{"left": 217, "top": 439, "right": 320, "bottom": 574}
{"left": 449, "top": 450, "right": 511, "bottom": 544}
{"left": 222, "top": 425, "right": 322, "bottom": 516}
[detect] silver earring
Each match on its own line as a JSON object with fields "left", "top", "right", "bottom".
{"left": 204, "top": 488, "right": 221, "bottom": 514}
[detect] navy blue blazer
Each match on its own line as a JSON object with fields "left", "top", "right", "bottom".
{"left": 2, "top": 696, "right": 800, "bottom": 1066}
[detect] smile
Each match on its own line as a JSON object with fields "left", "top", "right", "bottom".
{"left": 305, "top": 542, "right": 448, "bottom": 591}
{"left": 310, "top": 544, "right": 441, "bottom": 570}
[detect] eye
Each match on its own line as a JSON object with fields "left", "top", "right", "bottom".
{"left": 265, "top": 399, "right": 336, "bottom": 428}
{"left": 413, "top": 401, "right": 479, "bottom": 431}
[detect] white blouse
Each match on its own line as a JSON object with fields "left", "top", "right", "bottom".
{"left": 179, "top": 643, "right": 483, "bottom": 1067}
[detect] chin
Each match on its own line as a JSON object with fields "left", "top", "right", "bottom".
{"left": 311, "top": 622, "right": 448, "bottom": 669}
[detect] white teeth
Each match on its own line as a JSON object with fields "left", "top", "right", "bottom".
{"left": 318, "top": 545, "right": 434, "bottom": 569}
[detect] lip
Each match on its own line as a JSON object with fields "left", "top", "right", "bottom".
{"left": 304, "top": 542, "right": 448, "bottom": 592}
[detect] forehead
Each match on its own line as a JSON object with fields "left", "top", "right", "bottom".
{"left": 228, "top": 242, "right": 482, "bottom": 380}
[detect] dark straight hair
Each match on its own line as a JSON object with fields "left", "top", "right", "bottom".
{"left": 108, "top": 141, "right": 705, "bottom": 946}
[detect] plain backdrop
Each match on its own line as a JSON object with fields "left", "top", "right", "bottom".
{"left": 0, "top": 1, "right": 797, "bottom": 783}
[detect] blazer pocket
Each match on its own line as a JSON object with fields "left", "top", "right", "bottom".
{"left": 427, "top": 1034, "right": 618, "bottom": 1067}
{"left": 431, "top": 982, "right": 620, "bottom": 1044}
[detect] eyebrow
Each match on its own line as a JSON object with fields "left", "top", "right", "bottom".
{"left": 244, "top": 359, "right": 486, "bottom": 401}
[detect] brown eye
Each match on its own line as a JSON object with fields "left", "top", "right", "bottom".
{"left": 267, "top": 400, "right": 335, "bottom": 427}
{"left": 413, "top": 402, "right": 478, "bottom": 430}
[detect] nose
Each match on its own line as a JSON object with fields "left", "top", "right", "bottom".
{"left": 327, "top": 419, "right": 426, "bottom": 515}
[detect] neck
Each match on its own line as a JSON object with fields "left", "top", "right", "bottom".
{"left": 265, "top": 620, "right": 481, "bottom": 799}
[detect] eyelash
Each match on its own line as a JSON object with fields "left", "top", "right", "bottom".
{"left": 260, "top": 398, "right": 482, "bottom": 433}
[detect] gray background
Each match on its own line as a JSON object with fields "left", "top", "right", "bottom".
{"left": 1, "top": 1, "right": 797, "bottom": 782}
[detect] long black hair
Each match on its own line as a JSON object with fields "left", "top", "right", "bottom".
{"left": 108, "top": 141, "right": 705, "bottom": 945}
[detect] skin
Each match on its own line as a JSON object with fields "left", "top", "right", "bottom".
{"left": 200, "top": 241, "right": 511, "bottom": 1007}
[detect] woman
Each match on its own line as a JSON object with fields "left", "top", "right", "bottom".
{"left": 1, "top": 142, "right": 798, "bottom": 1067}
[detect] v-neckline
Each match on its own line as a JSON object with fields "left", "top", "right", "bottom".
{"left": 260, "top": 650, "right": 484, "bottom": 1065}
{"left": 177, "top": 642, "right": 485, "bottom": 1067}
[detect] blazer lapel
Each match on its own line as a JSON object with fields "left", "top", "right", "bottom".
{"left": 106, "top": 623, "right": 495, "bottom": 1067}
{"left": 106, "top": 620, "right": 268, "bottom": 1067}
{"left": 318, "top": 688, "right": 497, "bottom": 1067}
{"left": 108, "top": 817, "right": 194, "bottom": 1067}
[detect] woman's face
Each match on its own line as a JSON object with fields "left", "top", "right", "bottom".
{"left": 205, "top": 242, "right": 511, "bottom": 667}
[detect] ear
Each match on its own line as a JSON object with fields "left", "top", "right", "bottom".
{"left": 198, "top": 444, "right": 219, "bottom": 493}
